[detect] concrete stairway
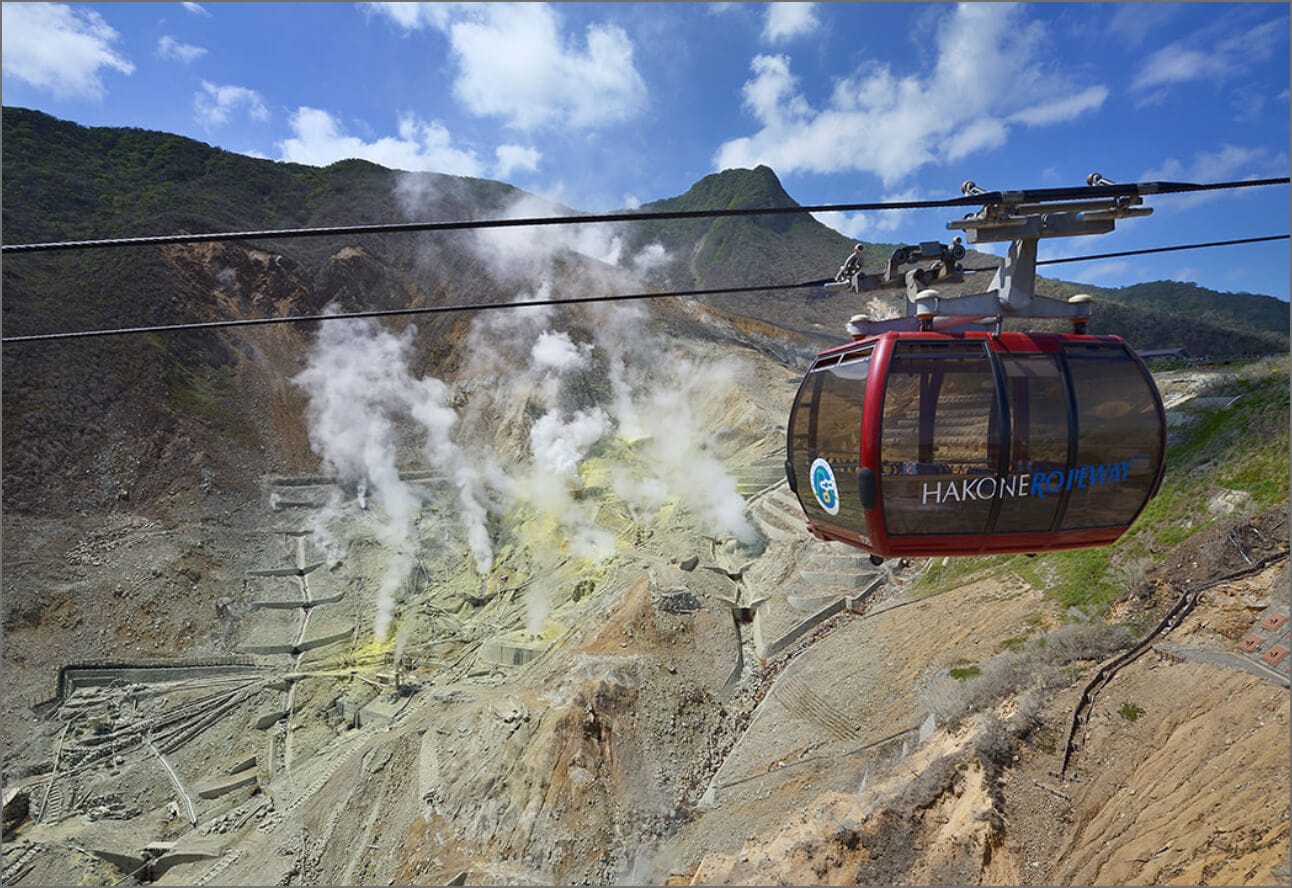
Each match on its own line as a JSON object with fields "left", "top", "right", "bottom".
{"left": 748, "top": 482, "right": 882, "bottom": 612}
{"left": 36, "top": 778, "right": 65, "bottom": 824}
{"left": 798, "top": 549, "right": 878, "bottom": 591}
{"left": 788, "top": 546, "right": 880, "bottom": 612}
{"left": 736, "top": 456, "right": 789, "bottom": 497}
{"left": 749, "top": 482, "right": 808, "bottom": 542}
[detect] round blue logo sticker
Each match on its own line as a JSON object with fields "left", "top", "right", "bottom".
{"left": 809, "top": 457, "right": 840, "bottom": 515}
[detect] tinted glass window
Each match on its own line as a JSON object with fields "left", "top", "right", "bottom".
{"left": 787, "top": 354, "right": 870, "bottom": 533}
{"left": 1060, "top": 345, "right": 1163, "bottom": 529}
{"left": 993, "top": 354, "right": 1069, "bottom": 533}
{"left": 881, "top": 343, "right": 1000, "bottom": 535}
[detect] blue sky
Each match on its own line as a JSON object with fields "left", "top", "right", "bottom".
{"left": 3, "top": 2, "right": 1289, "bottom": 299}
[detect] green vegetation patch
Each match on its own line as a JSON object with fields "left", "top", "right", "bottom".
{"left": 1018, "top": 548, "right": 1123, "bottom": 614}
{"left": 1122, "top": 360, "right": 1289, "bottom": 560}
{"left": 1118, "top": 701, "right": 1146, "bottom": 722}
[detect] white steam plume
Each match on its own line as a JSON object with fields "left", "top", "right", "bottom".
{"left": 588, "top": 302, "right": 757, "bottom": 544}
{"left": 394, "top": 170, "right": 672, "bottom": 286}
{"left": 465, "top": 275, "right": 621, "bottom": 568}
{"left": 525, "top": 402, "right": 616, "bottom": 563}
{"left": 626, "top": 358, "right": 757, "bottom": 544}
{"left": 530, "top": 408, "right": 609, "bottom": 480}
{"left": 525, "top": 581, "right": 551, "bottom": 638}
{"left": 390, "top": 175, "right": 756, "bottom": 605}
{"left": 292, "top": 318, "right": 417, "bottom": 640}
{"left": 471, "top": 192, "right": 625, "bottom": 279}
{"left": 294, "top": 312, "right": 495, "bottom": 641}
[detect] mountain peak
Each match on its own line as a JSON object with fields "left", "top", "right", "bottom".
{"left": 649, "top": 165, "right": 798, "bottom": 213}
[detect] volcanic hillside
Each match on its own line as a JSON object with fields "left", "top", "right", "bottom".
{"left": 2, "top": 108, "right": 1289, "bottom": 887}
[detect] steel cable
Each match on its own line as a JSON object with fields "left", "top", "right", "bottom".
{"left": 2, "top": 177, "right": 1286, "bottom": 254}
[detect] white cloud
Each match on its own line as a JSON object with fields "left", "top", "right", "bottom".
{"left": 1144, "top": 144, "right": 1287, "bottom": 182}
{"left": 812, "top": 211, "right": 870, "bottom": 240}
{"left": 1009, "top": 86, "right": 1109, "bottom": 126}
{"left": 363, "top": 1, "right": 445, "bottom": 31}
{"left": 813, "top": 188, "right": 921, "bottom": 238}
{"left": 1, "top": 3, "right": 133, "bottom": 100}
{"left": 493, "top": 144, "right": 541, "bottom": 179}
{"left": 182, "top": 2, "right": 211, "bottom": 16}
{"left": 1063, "top": 259, "right": 1133, "bottom": 282}
{"left": 1141, "top": 144, "right": 1290, "bottom": 210}
{"left": 1135, "top": 48, "right": 1225, "bottom": 92}
{"left": 1232, "top": 92, "right": 1269, "bottom": 123}
{"left": 365, "top": 2, "right": 647, "bottom": 130}
{"left": 714, "top": 4, "right": 1107, "bottom": 185}
{"left": 943, "top": 117, "right": 1008, "bottom": 162}
{"left": 742, "top": 54, "right": 811, "bottom": 127}
{"left": 763, "top": 3, "right": 818, "bottom": 43}
{"left": 1197, "top": 146, "right": 1277, "bottom": 182}
{"left": 278, "top": 107, "right": 485, "bottom": 175}
{"left": 158, "top": 35, "right": 207, "bottom": 64}
{"left": 1132, "top": 17, "right": 1285, "bottom": 94}
{"left": 1170, "top": 266, "right": 1200, "bottom": 283}
{"left": 195, "top": 81, "right": 269, "bottom": 127}
{"left": 1107, "top": 4, "right": 1181, "bottom": 48}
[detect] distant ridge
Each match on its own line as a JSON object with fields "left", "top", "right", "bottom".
{"left": 2, "top": 106, "right": 1286, "bottom": 356}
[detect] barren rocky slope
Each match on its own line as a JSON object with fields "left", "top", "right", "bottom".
{"left": 5, "top": 335, "right": 1287, "bottom": 886}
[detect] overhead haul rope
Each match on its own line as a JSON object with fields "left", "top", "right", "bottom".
{"left": 3, "top": 233, "right": 1288, "bottom": 344}
{"left": 1, "top": 176, "right": 1286, "bottom": 254}
{"left": 1034, "top": 233, "right": 1288, "bottom": 266}
{"left": 0, "top": 279, "right": 833, "bottom": 343}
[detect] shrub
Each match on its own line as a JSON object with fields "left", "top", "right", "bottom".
{"left": 1118, "top": 701, "right": 1145, "bottom": 722}
{"left": 1042, "top": 622, "right": 1133, "bottom": 664}
{"left": 973, "top": 713, "right": 1015, "bottom": 768}
{"left": 919, "top": 622, "right": 1135, "bottom": 724}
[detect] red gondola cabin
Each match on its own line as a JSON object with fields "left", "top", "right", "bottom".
{"left": 786, "top": 331, "right": 1167, "bottom": 559}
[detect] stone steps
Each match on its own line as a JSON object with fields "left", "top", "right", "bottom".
{"left": 803, "top": 552, "right": 874, "bottom": 572}
{"left": 755, "top": 505, "right": 804, "bottom": 540}
{"left": 798, "top": 569, "right": 874, "bottom": 589}
{"left": 751, "top": 497, "right": 806, "bottom": 542}
{"left": 37, "top": 779, "right": 64, "bottom": 824}
{"left": 737, "top": 471, "right": 789, "bottom": 495}
{"left": 786, "top": 589, "right": 848, "bottom": 612}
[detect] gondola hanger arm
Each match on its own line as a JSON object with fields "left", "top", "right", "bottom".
{"left": 840, "top": 173, "right": 1151, "bottom": 337}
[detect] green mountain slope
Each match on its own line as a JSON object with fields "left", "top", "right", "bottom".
{"left": 625, "top": 164, "right": 857, "bottom": 282}
{"left": 6, "top": 108, "right": 1283, "bottom": 354}
{"left": 1021, "top": 275, "right": 1289, "bottom": 355}
{"left": 2, "top": 107, "right": 557, "bottom": 336}
{"left": 1094, "top": 280, "right": 1289, "bottom": 354}
{"left": 620, "top": 165, "right": 1287, "bottom": 354}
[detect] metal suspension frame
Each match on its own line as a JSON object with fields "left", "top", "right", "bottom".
{"left": 831, "top": 173, "right": 1154, "bottom": 337}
